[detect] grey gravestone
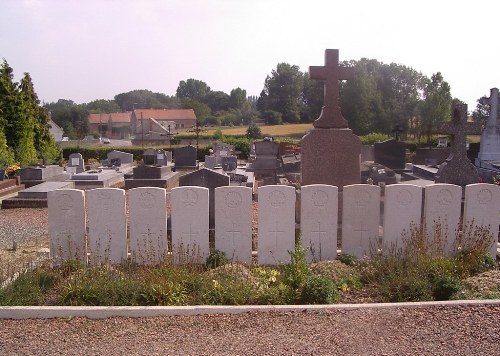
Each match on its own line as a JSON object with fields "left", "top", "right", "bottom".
{"left": 68, "top": 153, "right": 85, "bottom": 173}
{"left": 221, "top": 156, "right": 237, "bottom": 172}
{"left": 249, "top": 141, "right": 280, "bottom": 169}
{"left": 435, "top": 102, "right": 480, "bottom": 186}
{"left": 374, "top": 139, "right": 406, "bottom": 170}
{"left": 165, "top": 151, "right": 172, "bottom": 163}
{"left": 20, "top": 165, "right": 65, "bottom": 181}
{"left": 174, "top": 145, "right": 197, "bottom": 168}
{"left": 476, "top": 87, "right": 500, "bottom": 167}
{"left": 213, "top": 142, "right": 235, "bottom": 165}
{"left": 107, "top": 150, "right": 133, "bottom": 166}
{"left": 301, "top": 49, "right": 361, "bottom": 187}
{"left": 179, "top": 168, "right": 230, "bottom": 227}
{"left": 204, "top": 155, "right": 217, "bottom": 169}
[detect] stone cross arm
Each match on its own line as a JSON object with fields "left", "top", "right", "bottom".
{"left": 309, "top": 49, "right": 354, "bottom": 129}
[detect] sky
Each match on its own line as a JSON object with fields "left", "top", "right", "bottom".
{"left": 1, "top": 0, "right": 499, "bottom": 111}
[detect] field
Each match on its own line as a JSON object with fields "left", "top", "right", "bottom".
{"left": 201, "top": 123, "right": 313, "bottom": 137}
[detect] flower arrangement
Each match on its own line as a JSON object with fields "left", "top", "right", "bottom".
{"left": 6, "top": 164, "right": 21, "bottom": 178}
{"left": 493, "top": 174, "right": 500, "bottom": 186}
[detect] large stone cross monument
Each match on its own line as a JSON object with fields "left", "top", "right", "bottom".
{"left": 301, "top": 49, "right": 361, "bottom": 187}
{"left": 435, "top": 102, "right": 479, "bottom": 186}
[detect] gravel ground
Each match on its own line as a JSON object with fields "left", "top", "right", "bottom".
{"left": 0, "top": 305, "right": 499, "bottom": 355}
{"left": 0, "top": 208, "right": 48, "bottom": 249}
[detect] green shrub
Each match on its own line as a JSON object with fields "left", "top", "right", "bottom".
{"left": 283, "top": 241, "right": 310, "bottom": 290}
{"left": 359, "top": 133, "right": 391, "bottom": 145}
{"left": 301, "top": 274, "right": 339, "bottom": 304}
{"left": 432, "top": 275, "right": 461, "bottom": 301}
{"left": 206, "top": 250, "right": 229, "bottom": 269}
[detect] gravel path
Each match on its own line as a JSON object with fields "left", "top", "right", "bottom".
{"left": 0, "top": 305, "right": 499, "bottom": 355}
{"left": 0, "top": 208, "right": 48, "bottom": 249}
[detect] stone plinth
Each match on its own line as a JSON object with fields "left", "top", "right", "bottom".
{"left": 301, "top": 128, "right": 361, "bottom": 187}
{"left": 132, "top": 165, "right": 171, "bottom": 180}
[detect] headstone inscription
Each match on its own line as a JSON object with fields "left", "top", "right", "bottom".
{"left": 128, "top": 187, "right": 168, "bottom": 264}
{"left": 424, "top": 184, "right": 462, "bottom": 257}
{"left": 300, "top": 184, "right": 338, "bottom": 262}
{"left": 301, "top": 49, "right": 361, "bottom": 187}
{"left": 463, "top": 183, "right": 500, "bottom": 258}
{"left": 171, "top": 186, "right": 209, "bottom": 263}
{"left": 257, "top": 185, "right": 296, "bottom": 265}
{"left": 435, "top": 102, "right": 480, "bottom": 186}
{"left": 86, "top": 188, "right": 127, "bottom": 264}
{"left": 215, "top": 186, "right": 253, "bottom": 264}
{"left": 342, "top": 184, "right": 380, "bottom": 258}
{"left": 383, "top": 184, "right": 423, "bottom": 253}
{"left": 48, "top": 189, "right": 86, "bottom": 264}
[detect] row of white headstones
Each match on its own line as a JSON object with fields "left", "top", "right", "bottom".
{"left": 48, "top": 183, "right": 500, "bottom": 265}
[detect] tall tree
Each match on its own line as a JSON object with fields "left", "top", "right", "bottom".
{"left": 340, "top": 61, "right": 384, "bottom": 135}
{"left": 114, "top": 90, "right": 174, "bottom": 111}
{"left": 20, "top": 73, "right": 60, "bottom": 163}
{"left": 176, "top": 79, "right": 211, "bottom": 102}
{"left": 301, "top": 72, "right": 323, "bottom": 122}
{"left": 258, "top": 63, "right": 304, "bottom": 123}
{"left": 86, "top": 99, "right": 121, "bottom": 113}
{"left": 229, "top": 88, "right": 247, "bottom": 110}
{"left": 419, "top": 72, "right": 452, "bottom": 143}
{"left": 45, "top": 100, "right": 90, "bottom": 140}
{"left": 204, "top": 91, "right": 230, "bottom": 113}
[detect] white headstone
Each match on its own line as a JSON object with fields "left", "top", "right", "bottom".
{"left": 171, "top": 186, "right": 209, "bottom": 263}
{"left": 342, "top": 184, "right": 381, "bottom": 259}
{"left": 463, "top": 183, "right": 500, "bottom": 258}
{"left": 424, "top": 184, "right": 462, "bottom": 256}
{"left": 215, "top": 186, "right": 253, "bottom": 264}
{"left": 128, "top": 187, "right": 168, "bottom": 264}
{"left": 257, "top": 185, "right": 296, "bottom": 265}
{"left": 48, "top": 189, "right": 86, "bottom": 264}
{"left": 86, "top": 188, "right": 127, "bottom": 264}
{"left": 301, "top": 184, "right": 338, "bottom": 262}
{"left": 383, "top": 184, "right": 423, "bottom": 253}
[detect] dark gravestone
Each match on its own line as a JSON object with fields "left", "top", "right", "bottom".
{"left": 174, "top": 145, "right": 197, "bottom": 168}
{"left": 132, "top": 165, "right": 171, "bottom": 179}
{"left": 221, "top": 156, "right": 237, "bottom": 172}
{"left": 374, "top": 139, "right": 406, "bottom": 170}
{"left": 301, "top": 49, "right": 361, "bottom": 187}
{"left": 143, "top": 149, "right": 168, "bottom": 166}
{"left": 179, "top": 168, "right": 230, "bottom": 228}
{"left": 435, "top": 102, "right": 480, "bottom": 186}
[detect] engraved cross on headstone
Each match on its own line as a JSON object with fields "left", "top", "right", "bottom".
{"left": 269, "top": 221, "right": 284, "bottom": 250}
{"left": 309, "top": 49, "right": 354, "bottom": 128}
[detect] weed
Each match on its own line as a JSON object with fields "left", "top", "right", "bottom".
{"left": 206, "top": 250, "right": 229, "bottom": 269}
{"left": 300, "top": 274, "right": 339, "bottom": 304}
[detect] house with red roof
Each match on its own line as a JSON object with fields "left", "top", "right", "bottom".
{"left": 131, "top": 109, "right": 197, "bottom": 135}
{"left": 87, "top": 109, "right": 197, "bottom": 141}
{"left": 88, "top": 112, "right": 132, "bottom": 139}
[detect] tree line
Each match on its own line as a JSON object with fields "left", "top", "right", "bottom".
{"left": 0, "top": 59, "right": 60, "bottom": 168}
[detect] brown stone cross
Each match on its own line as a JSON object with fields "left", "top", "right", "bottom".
{"left": 309, "top": 49, "right": 354, "bottom": 128}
